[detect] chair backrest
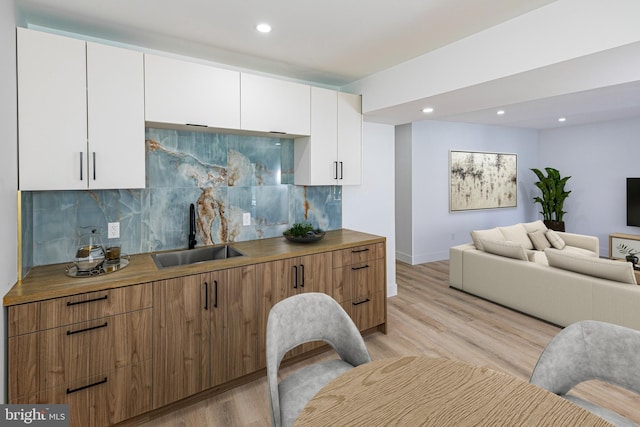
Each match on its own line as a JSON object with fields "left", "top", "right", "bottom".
{"left": 530, "top": 320, "right": 640, "bottom": 395}
{"left": 266, "top": 292, "right": 371, "bottom": 427}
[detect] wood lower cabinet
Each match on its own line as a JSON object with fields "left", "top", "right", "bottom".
{"left": 152, "top": 273, "right": 211, "bottom": 407}
{"left": 7, "top": 284, "right": 153, "bottom": 427}
{"left": 7, "top": 235, "right": 386, "bottom": 426}
{"left": 333, "top": 243, "right": 387, "bottom": 332}
{"left": 257, "top": 252, "right": 333, "bottom": 367}
{"left": 153, "top": 265, "right": 258, "bottom": 407}
{"left": 211, "top": 265, "right": 258, "bottom": 386}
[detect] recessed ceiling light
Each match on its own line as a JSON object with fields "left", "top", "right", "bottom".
{"left": 256, "top": 23, "right": 272, "bottom": 33}
{"left": 558, "top": 117, "right": 567, "bottom": 122}
{"left": 497, "top": 110, "right": 505, "bottom": 115}
{"left": 422, "top": 107, "right": 434, "bottom": 114}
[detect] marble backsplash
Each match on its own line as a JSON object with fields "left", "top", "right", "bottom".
{"left": 21, "top": 128, "right": 341, "bottom": 270}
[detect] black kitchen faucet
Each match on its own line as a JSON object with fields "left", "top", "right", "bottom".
{"left": 188, "top": 203, "right": 197, "bottom": 249}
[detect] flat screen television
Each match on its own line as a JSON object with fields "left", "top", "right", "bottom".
{"left": 627, "top": 178, "right": 640, "bottom": 226}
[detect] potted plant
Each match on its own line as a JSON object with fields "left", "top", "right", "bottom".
{"left": 531, "top": 167, "right": 571, "bottom": 231}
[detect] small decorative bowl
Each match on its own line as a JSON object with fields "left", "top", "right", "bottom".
{"left": 283, "top": 231, "right": 326, "bottom": 243}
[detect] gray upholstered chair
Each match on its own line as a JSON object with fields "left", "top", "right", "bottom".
{"left": 530, "top": 320, "right": 640, "bottom": 427}
{"left": 266, "top": 292, "right": 372, "bottom": 427}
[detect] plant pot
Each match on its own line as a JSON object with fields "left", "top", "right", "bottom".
{"left": 544, "top": 220, "right": 565, "bottom": 232}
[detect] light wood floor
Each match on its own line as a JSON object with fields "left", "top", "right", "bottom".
{"left": 137, "top": 260, "right": 640, "bottom": 426}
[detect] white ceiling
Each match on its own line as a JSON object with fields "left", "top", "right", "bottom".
{"left": 16, "top": 0, "right": 640, "bottom": 129}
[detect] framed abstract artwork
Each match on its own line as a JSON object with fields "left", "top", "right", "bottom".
{"left": 449, "top": 150, "right": 517, "bottom": 211}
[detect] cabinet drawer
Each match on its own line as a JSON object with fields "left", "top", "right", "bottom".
{"left": 333, "top": 258, "right": 385, "bottom": 303}
{"left": 332, "top": 243, "right": 384, "bottom": 269}
{"left": 9, "top": 308, "right": 152, "bottom": 400}
{"left": 342, "top": 291, "right": 385, "bottom": 332}
{"left": 14, "top": 361, "right": 152, "bottom": 427}
{"left": 9, "top": 283, "right": 153, "bottom": 336}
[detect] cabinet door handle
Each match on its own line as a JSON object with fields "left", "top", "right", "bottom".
{"left": 67, "top": 322, "right": 108, "bottom": 336}
{"left": 79, "top": 152, "right": 84, "bottom": 181}
{"left": 214, "top": 280, "right": 218, "bottom": 308}
{"left": 334, "top": 161, "right": 338, "bottom": 180}
{"left": 92, "top": 152, "right": 97, "bottom": 180}
{"left": 339, "top": 161, "right": 344, "bottom": 180}
{"left": 66, "top": 295, "right": 108, "bottom": 306}
{"left": 66, "top": 377, "right": 107, "bottom": 394}
{"left": 352, "top": 264, "right": 370, "bottom": 271}
{"left": 293, "top": 265, "right": 298, "bottom": 289}
{"left": 300, "top": 264, "right": 305, "bottom": 288}
{"left": 352, "top": 298, "right": 370, "bottom": 306}
{"left": 352, "top": 248, "right": 370, "bottom": 253}
{"left": 204, "top": 282, "right": 209, "bottom": 310}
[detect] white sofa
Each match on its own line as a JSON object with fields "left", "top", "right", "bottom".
{"left": 449, "top": 221, "right": 640, "bottom": 331}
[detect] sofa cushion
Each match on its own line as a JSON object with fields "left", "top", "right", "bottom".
{"left": 480, "top": 239, "right": 528, "bottom": 261}
{"left": 522, "top": 220, "right": 548, "bottom": 234}
{"left": 527, "top": 250, "right": 549, "bottom": 265}
{"left": 563, "top": 246, "right": 599, "bottom": 258}
{"left": 470, "top": 228, "right": 504, "bottom": 251}
{"left": 528, "top": 230, "right": 552, "bottom": 251}
{"left": 545, "top": 248, "right": 637, "bottom": 284}
{"left": 546, "top": 229, "right": 566, "bottom": 249}
{"left": 499, "top": 224, "right": 534, "bottom": 250}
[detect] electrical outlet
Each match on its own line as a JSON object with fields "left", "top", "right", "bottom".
{"left": 108, "top": 222, "right": 120, "bottom": 239}
{"left": 243, "top": 212, "right": 251, "bottom": 226}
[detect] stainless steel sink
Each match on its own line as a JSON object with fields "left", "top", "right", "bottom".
{"left": 152, "top": 245, "right": 245, "bottom": 269}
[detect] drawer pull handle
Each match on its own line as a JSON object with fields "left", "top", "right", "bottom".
{"left": 67, "top": 322, "right": 108, "bottom": 335}
{"left": 351, "top": 264, "right": 370, "bottom": 271}
{"left": 66, "top": 377, "right": 107, "bottom": 394}
{"left": 352, "top": 298, "right": 370, "bottom": 306}
{"left": 300, "top": 264, "right": 305, "bottom": 288}
{"left": 66, "top": 295, "right": 108, "bottom": 306}
{"left": 352, "top": 248, "right": 370, "bottom": 253}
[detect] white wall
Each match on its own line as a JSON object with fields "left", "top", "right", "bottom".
{"left": 343, "top": 122, "right": 397, "bottom": 297}
{"left": 539, "top": 117, "right": 640, "bottom": 255}
{"left": 400, "top": 120, "right": 539, "bottom": 264}
{"left": 394, "top": 124, "right": 412, "bottom": 263}
{"left": 1, "top": 0, "right": 18, "bottom": 404}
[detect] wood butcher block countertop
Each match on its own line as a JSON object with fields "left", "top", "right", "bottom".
{"left": 4, "top": 229, "right": 385, "bottom": 306}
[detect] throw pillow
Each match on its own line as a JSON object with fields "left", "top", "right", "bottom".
{"left": 480, "top": 239, "right": 528, "bottom": 261}
{"left": 545, "top": 248, "right": 637, "bottom": 284}
{"left": 470, "top": 228, "right": 504, "bottom": 251}
{"left": 546, "top": 229, "right": 566, "bottom": 249}
{"left": 522, "top": 220, "right": 548, "bottom": 234}
{"left": 499, "top": 224, "right": 534, "bottom": 250}
{"left": 528, "top": 230, "right": 552, "bottom": 251}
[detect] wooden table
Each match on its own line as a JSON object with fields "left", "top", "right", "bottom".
{"left": 295, "top": 356, "right": 612, "bottom": 426}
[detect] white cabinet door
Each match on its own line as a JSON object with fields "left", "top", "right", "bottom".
{"left": 294, "top": 90, "right": 362, "bottom": 186}
{"left": 337, "top": 93, "right": 362, "bottom": 185}
{"left": 18, "top": 28, "right": 88, "bottom": 191}
{"left": 87, "top": 43, "right": 145, "bottom": 189}
{"left": 294, "top": 87, "right": 337, "bottom": 185}
{"left": 144, "top": 54, "right": 240, "bottom": 129}
{"left": 240, "top": 73, "right": 310, "bottom": 135}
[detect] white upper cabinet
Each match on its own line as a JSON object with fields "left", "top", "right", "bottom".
{"left": 240, "top": 73, "right": 311, "bottom": 135}
{"left": 17, "top": 29, "right": 145, "bottom": 190}
{"left": 336, "top": 92, "right": 362, "bottom": 185}
{"left": 18, "top": 28, "right": 88, "bottom": 191}
{"left": 294, "top": 88, "right": 362, "bottom": 185}
{"left": 144, "top": 54, "right": 240, "bottom": 129}
{"left": 87, "top": 42, "right": 145, "bottom": 189}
